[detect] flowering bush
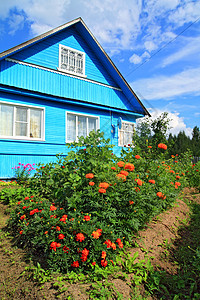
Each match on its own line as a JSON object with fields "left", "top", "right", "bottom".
{"left": 4, "top": 131, "right": 194, "bottom": 273}
{"left": 12, "top": 163, "right": 36, "bottom": 184}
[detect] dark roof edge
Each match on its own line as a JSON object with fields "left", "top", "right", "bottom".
{"left": 0, "top": 17, "right": 150, "bottom": 117}
{"left": 0, "top": 17, "right": 82, "bottom": 60}
{"left": 79, "top": 20, "right": 151, "bottom": 117}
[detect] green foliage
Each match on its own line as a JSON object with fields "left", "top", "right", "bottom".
{"left": 2, "top": 130, "right": 197, "bottom": 275}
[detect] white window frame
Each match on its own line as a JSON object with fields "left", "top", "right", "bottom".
{"left": 118, "top": 120, "right": 135, "bottom": 147}
{"left": 66, "top": 111, "right": 99, "bottom": 143}
{"left": 0, "top": 101, "right": 45, "bottom": 141}
{"left": 58, "top": 44, "right": 86, "bottom": 77}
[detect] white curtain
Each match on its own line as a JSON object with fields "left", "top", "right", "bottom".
{"left": 78, "top": 116, "right": 86, "bottom": 138}
{"left": 30, "top": 109, "right": 41, "bottom": 138}
{"left": 15, "top": 107, "right": 28, "bottom": 136}
{"left": 0, "top": 104, "right": 13, "bottom": 136}
{"left": 88, "top": 117, "right": 96, "bottom": 133}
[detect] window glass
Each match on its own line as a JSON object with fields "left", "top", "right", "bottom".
{"left": 0, "top": 104, "right": 13, "bottom": 136}
{"left": 118, "top": 121, "right": 134, "bottom": 146}
{"left": 88, "top": 117, "right": 96, "bottom": 133}
{"left": 30, "top": 109, "right": 41, "bottom": 138}
{"left": 0, "top": 103, "right": 43, "bottom": 139}
{"left": 66, "top": 113, "right": 98, "bottom": 142}
{"left": 78, "top": 116, "right": 87, "bottom": 138}
{"left": 67, "top": 114, "right": 76, "bottom": 141}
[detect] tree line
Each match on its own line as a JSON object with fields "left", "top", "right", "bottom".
{"left": 135, "top": 112, "right": 200, "bottom": 158}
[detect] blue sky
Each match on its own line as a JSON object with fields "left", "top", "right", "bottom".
{"left": 0, "top": 0, "right": 200, "bottom": 137}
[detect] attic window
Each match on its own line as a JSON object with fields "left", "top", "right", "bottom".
{"left": 58, "top": 44, "right": 86, "bottom": 77}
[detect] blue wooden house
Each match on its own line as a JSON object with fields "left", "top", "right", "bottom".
{"left": 0, "top": 17, "right": 150, "bottom": 179}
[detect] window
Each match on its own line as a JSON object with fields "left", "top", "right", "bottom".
{"left": 0, "top": 102, "right": 44, "bottom": 140}
{"left": 118, "top": 121, "right": 135, "bottom": 146}
{"left": 66, "top": 112, "right": 99, "bottom": 142}
{"left": 58, "top": 44, "right": 85, "bottom": 77}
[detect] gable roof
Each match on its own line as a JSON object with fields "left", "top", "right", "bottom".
{"left": 0, "top": 17, "right": 150, "bottom": 117}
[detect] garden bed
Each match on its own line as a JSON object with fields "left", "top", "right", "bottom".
{"left": 0, "top": 187, "right": 199, "bottom": 299}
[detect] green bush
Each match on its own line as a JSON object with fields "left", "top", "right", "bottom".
{"left": 4, "top": 131, "right": 195, "bottom": 273}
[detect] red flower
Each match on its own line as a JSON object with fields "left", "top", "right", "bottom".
{"left": 76, "top": 233, "right": 85, "bottom": 242}
{"left": 148, "top": 146, "right": 152, "bottom": 148}
{"left": 91, "top": 262, "right": 96, "bottom": 266}
{"left": 62, "top": 166, "right": 65, "bottom": 168}
{"left": 129, "top": 200, "right": 134, "bottom": 205}
{"left": 44, "top": 231, "right": 48, "bottom": 234}
{"left": 56, "top": 226, "right": 61, "bottom": 231}
{"left": 89, "top": 181, "right": 95, "bottom": 186}
{"left": 101, "top": 259, "right": 108, "bottom": 267}
{"left": 71, "top": 261, "right": 79, "bottom": 268}
{"left": 20, "top": 214, "right": 26, "bottom": 220}
{"left": 157, "top": 192, "right": 166, "bottom": 199}
{"left": 116, "top": 238, "right": 121, "bottom": 244}
{"left": 120, "top": 170, "right": 129, "bottom": 176}
{"left": 19, "top": 230, "right": 23, "bottom": 234}
{"left": 58, "top": 234, "right": 65, "bottom": 239}
{"left": 83, "top": 215, "right": 90, "bottom": 221}
{"left": 117, "top": 161, "right": 125, "bottom": 168}
{"left": 158, "top": 143, "right": 167, "bottom": 150}
{"left": 111, "top": 242, "right": 116, "bottom": 250}
{"left": 99, "top": 188, "right": 106, "bottom": 194}
{"left": 104, "top": 239, "right": 112, "bottom": 248}
{"left": 85, "top": 173, "right": 94, "bottom": 179}
{"left": 118, "top": 242, "right": 124, "bottom": 248}
{"left": 111, "top": 167, "right": 116, "bottom": 170}
{"left": 149, "top": 179, "right": 155, "bottom": 184}
{"left": 91, "top": 229, "right": 102, "bottom": 239}
{"left": 124, "top": 163, "right": 135, "bottom": 171}
{"left": 50, "top": 205, "right": 57, "bottom": 211}
{"left": 63, "top": 246, "right": 70, "bottom": 253}
{"left": 81, "top": 248, "right": 89, "bottom": 262}
{"left": 135, "top": 178, "right": 143, "bottom": 186}
{"left": 24, "top": 196, "right": 29, "bottom": 200}
{"left": 157, "top": 192, "right": 163, "bottom": 198}
{"left": 50, "top": 242, "right": 61, "bottom": 251}
{"left": 116, "top": 174, "right": 126, "bottom": 181}
{"left": 99, "top": 182, "right": 109, "bottom": 189}
{"left": 101, "top": 251, "right": 106, "bottom": 259}
{"left": 29, "top": 208, "right": 39, "bottom": 215}
{"left": 135, "top": 155, "right": 141, "bottom": 159}
{"left": 59, "top": 214, "right": 68, "bottom": 222}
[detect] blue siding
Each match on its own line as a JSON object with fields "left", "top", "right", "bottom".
{"left": 10, "top": 27, "right": 119, "bottom": 88}
{"left": 0, "top": 59, "right": 135, "bottom": 111}
{"left": 0, "top": 91, "right": 137, "bottom": 178}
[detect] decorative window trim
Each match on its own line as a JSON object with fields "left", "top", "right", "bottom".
{"left": 118, "top": 120, "right": 135, "bottom": 147}
{"left": 0, "top": 101, "right": 45, "bottom": 141}
{"left": 66, "top": 111, "right": 99, "bottom": 143}
{"left": 58, "top": 44, "right": 86, "bottom": 78}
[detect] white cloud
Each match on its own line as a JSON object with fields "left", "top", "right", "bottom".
{"left": 8, "top": 13, "right": 25, "bottom": 35}
{"left": 168, "top": 1, "right": 200, "bottom": 27}
{"left": 144, "top": 40, "right": 157, "bottom": 52}
{"left": 129, "top": 53, "right": 142, "bottom": 64}
{"left": 132, "top": 67, "right": 200, "bottom": 100}
{"left": 129, "top": 51, "right": 150, "bottom": 64}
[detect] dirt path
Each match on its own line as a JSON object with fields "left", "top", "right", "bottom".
{"left": 0, "top": 188, "right": 199, "bottom": 299}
